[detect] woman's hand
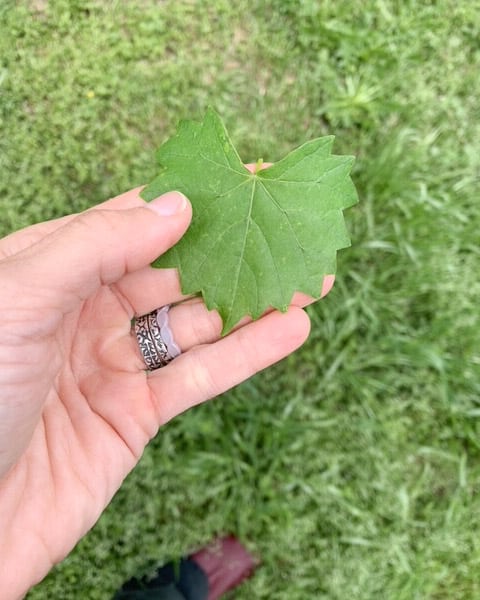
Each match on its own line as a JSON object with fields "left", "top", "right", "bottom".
{"left": 0, "top": 184, "right": 331, "bottom": 599}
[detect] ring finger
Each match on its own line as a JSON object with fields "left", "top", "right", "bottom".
{"left": 132, "top": 273, "right": 335, "bottom": 366}
{"left": 167, "top": 298, "right": 223, "bottom": 351}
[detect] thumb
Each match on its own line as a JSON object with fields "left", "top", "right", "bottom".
{"left": 4, "top": 189, "right": 191, "bottom": 318}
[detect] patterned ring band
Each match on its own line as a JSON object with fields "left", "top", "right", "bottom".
{"left": 134, "top": 306, "right": 181, "bottom": 370}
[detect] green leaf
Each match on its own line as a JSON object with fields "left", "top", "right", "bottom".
{"left": 141, "top": 108, "right": 358, "bottom": 335}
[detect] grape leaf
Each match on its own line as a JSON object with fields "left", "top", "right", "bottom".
{"left": 141, "top": 108, "right": 358, "bottom": 334}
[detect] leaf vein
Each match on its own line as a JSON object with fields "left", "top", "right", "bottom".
{"left": 259, "top": 180, "right": 306, "bottom": 252}
{"left": 199, "top": 152, "right": 246, "bottom": 177}
{"left": 226, "top": 178, "right": 256, "bottom": 323}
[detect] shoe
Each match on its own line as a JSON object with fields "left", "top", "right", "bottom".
{"left": 114, "top": 535, "right": 257, "bottom": 600}
{"left": 190, "top": 535, "right": 258, "bottom": 600}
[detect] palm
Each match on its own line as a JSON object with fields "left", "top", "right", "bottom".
{"left": 0, "top": 186, "right": 312, "bottom": 596}
{"left": 1, "top": 282, "right": 157, "bottom": 576}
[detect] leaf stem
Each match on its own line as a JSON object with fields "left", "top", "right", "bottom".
{"left": 254, "top": 158, "right": 264, "bottom": 174}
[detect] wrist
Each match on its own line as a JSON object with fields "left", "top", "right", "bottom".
{"left": 0, "top": 470, "right": 55, "bottom": 599}
{"left": 0, "top": 540, "right": 48, "bottom": 600}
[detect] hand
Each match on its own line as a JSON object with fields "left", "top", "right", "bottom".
{"left": 0, "top": 183, "right": 333, "bottom": 598}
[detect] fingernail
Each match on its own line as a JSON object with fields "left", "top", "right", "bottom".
{"left": 147, "top": 191, "right": 188, "bottom": 216}
{"left": 321, "top": 274, "right": 336, "bottom": 297}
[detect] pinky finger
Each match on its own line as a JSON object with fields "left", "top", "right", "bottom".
{"left": 148, "top": 307, "right": 311, "bottom": 424}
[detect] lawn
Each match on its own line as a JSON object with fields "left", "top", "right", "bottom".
{"left": 1, "top": 1, "right": 480, "bottom": 598}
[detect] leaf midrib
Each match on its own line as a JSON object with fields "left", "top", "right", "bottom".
{"left": 227, "top": 175, "right": 256, "bottom": 324}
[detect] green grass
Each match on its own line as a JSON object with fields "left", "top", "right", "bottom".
{"left": 1, "top": 0, "right": 479, "bottom": 598}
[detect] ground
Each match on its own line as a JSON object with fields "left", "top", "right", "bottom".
{"left": 1, "top": 1, "right": 480, "bottom": 598}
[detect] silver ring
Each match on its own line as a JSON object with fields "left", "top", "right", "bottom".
{"left": 134, "top": 306, "right": 181, "bottom": 370}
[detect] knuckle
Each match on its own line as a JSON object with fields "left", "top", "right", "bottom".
{"left": 235, "top": 325, "right": 261, "bottom": 374}
{"left": 190, "top": 351, "right": 223, "bottom": 399}
{"left": 191, "top": 304, "right": 222, "bottom": 344}
{"left": 72, "top": 209, "right": 117, "bottom": 237}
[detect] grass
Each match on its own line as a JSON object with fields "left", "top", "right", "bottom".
{"left": 1, "top": 0, "right": 479, "bottom": 597}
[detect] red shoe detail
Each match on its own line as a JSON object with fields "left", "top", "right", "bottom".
{"left": 190, "top": 535, "right": 258, "bottom": 600}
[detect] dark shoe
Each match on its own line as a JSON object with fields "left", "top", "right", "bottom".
{"left": 114, "top": 558, "right": 208, "bottom": 600}
{"left": 114, "top": 535, "right": 257, "bottom": 600}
